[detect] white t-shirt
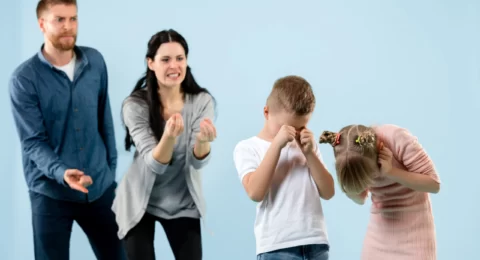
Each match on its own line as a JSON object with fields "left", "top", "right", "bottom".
{"left": 54, "top": 53, "right": 76, "bottom": 81}
{"left": 233, "top": 136, "right": 329, "bottom": 255}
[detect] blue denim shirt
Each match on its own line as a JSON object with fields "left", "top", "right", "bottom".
{"left": 9, "top": 45, "right": 117, "bottom": 203}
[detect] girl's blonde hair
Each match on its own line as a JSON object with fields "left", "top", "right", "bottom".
{"left": 319, "top": 125, "right": 379, "bottom": 194}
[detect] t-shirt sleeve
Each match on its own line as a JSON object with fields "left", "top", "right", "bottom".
{"left": 233, "top": 141, "right": 260, "bottom": 182}
{"left": 393, "top": 127, "right": 440, "bottom": 183}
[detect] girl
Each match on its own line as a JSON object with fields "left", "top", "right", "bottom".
{"left": 112, "top": 29, "right": 216, "bottom": 260}
{"left": 319, "top": 124, "right": 440, "bottom": 260}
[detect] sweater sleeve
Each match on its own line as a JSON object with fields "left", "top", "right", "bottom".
{"left": 392, "top": 126, "right": 440, "bottom": 183}
{"left": 189, "top": 93, "right": 215, "bottom": 170}
{"left": 122, "top": 99, "right": 169, "bottom": 175}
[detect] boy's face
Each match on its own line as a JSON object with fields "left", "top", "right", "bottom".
{"left": 264, "top": 106, "right": 311, "bottom": 138}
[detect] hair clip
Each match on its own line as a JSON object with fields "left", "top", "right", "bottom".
{"left": 355, "top": 136, "right": 361, "bottom": 144}
{"left": 333, "top": 133, "right": 341, "bottom": 146}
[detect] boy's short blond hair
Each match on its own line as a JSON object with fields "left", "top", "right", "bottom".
{"left": 266, "top": 75, "right": 316, "bottom": 115}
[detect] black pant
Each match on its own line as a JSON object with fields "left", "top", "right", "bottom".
{"left": 122, "top": 212, "right": 202, "bottom": 260}
{"left": 29, "top": 184, "right": 126, "bottom": 260}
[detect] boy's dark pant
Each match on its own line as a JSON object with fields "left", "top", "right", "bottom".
{"left": 29, "top": 184, "right": 126, "bottom": 260}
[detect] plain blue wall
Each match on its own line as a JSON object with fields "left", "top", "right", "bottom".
{"left": 1, "top": 0, "right": 479, "bottom": 259}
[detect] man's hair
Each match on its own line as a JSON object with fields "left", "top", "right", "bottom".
{"left": 36, "top": 0, "right": 77, "bottom": 19}
{"left": 266, "top": 75, "right": 316, "bottom": 115}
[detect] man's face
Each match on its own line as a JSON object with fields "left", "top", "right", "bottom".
{"left": 39, "top": 4, "right": 78, "bottom": 51}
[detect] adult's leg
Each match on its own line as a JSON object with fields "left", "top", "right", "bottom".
{"left": 160, "top": 217, "right": 202, "bottom": 260}
{"left": 75, "top": 184, "right": 126, "bottom": 260}
{"left": 256, "top": 246, "right": 303, "bottom": 260}
{"left": 121, "top": 213, "right": 157, "bottom": 260}
{"left": 29, "top": 191, "right": 74, "bottom": 260}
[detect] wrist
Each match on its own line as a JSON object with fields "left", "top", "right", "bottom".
{"left": 195, "top": 139, "right": 209, "bottom": 145}
{"left": 384, "top": 166, "right": 397, "bottom": 177}
{"left": 161, "top": 134, "right": 177, "bottom": 143}
{"left": 305, "top": 151, "right": 317, "bottom": 160}
{"left": 270, "top": 141, "right": 283, "bottom": 152}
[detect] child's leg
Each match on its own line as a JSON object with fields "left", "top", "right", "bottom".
{"left": 305, "top": 244, "right": 330, "bottom": 260}
{"left": 257, "top": 246, "right": 303, "bottom": 260}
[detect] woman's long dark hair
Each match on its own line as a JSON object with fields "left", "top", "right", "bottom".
{"left": 124, "top": 29, "right": 213, "bottom": 151}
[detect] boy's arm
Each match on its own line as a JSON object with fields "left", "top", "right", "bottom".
{"left": 234, "top": 142, "right": 282, "bottom": 202}
{"left": 305, "top": 145, "right": 335, "bottom": 200}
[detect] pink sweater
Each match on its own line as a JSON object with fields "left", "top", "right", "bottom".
{"left": 361, "top": 124, "right": 440, "bottom": 260}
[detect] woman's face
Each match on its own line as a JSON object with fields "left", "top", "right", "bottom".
{"left": 147, "top": 42, "right": 187, "bottom": 89}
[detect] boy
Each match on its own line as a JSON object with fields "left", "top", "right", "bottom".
{"left": 233, "top": 75, "right": 335, "bottom": 259}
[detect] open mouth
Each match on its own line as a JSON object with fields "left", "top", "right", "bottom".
{"left": 167, "top": 73, "right": 180, "bottom": 80}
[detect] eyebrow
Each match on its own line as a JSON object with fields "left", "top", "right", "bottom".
{"left": 54, "top": 15, "right": 77, "bottom": 19}
{"left": 160, "top": 55, "right": 184, "bottom": 58}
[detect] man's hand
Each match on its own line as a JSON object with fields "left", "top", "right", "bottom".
{"left": 64, "top": 169, "right": 92, "bottom": 193}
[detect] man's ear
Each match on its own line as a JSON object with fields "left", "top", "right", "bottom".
{"left": 38, "top": 18, "right": 46, "bottom": 33}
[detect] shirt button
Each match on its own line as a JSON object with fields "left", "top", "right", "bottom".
{"left": 74, "top": 108, "right": 78, "bottom": 112}
{"left": 76, "top": 128, "right": 80, "bottom": 131}
{"left": 79, "top": 147, "right": 83, "bottom": 150}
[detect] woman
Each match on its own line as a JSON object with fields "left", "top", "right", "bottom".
{"left": 319, "top": 124, "right": 440, "bottom": 260}
{"left": 112, "top": 29, "right": 216, "bottom": 260}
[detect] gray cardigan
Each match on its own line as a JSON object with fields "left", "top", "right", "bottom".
{"left": 112, "top": 91, "right": 214, "bottom": 239}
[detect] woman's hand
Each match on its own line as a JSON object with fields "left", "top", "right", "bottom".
{"left": 164, "top": 113, "right": 184, "bottom": 139}
{"left": 195, "top": 118, "right": 217, "bottom": 143}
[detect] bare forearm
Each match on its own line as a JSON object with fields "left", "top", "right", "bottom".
{"left": 193, "top": 141, "right": 210, "bottom": 159}
{"left": 243, "top": 143, "right": 282, "bottom": 202}
{"left": 387, "top": 167, "right": 440, "bottom": 193}
{"left": 152, "top": 135, "right": 176, "bottom": 164}
{"left": 305, "top": 153, "right": 335, "bottom": 200}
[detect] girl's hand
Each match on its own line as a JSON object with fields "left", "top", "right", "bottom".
{"left": 378, "top": 143, "right": 393, "bottom": 175}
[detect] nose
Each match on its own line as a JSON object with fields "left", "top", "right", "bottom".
{"left": 63, "top": 19, "right": 75, "bottom": 31}
{"left": 64, "top": 21, "right": 72, "bottom": 30}
{"left": 168, "top": 59, "right": 179, "bottom": 68}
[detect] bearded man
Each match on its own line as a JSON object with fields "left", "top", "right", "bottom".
{"left": 8, "top": 1, "right": 125, "bottom": 259}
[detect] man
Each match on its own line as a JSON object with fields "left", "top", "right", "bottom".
{"left": 9, "top": 0, "right": 125, "bottom": 259}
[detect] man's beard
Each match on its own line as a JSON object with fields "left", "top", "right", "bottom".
{"left": 50, "top": 33, "right": 77, "bottom": 51}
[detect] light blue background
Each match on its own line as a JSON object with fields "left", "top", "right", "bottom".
{"left": 1, "top": 0, "right": 478, "bottom": 259}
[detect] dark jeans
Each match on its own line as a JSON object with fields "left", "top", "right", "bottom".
{"left": 29, "top": 184, "right": 126, "bottom": 260}
{"left": 122, "top": 212, "right": 202, "bottom": 260}
{"left": 257, "top": 244, "right": 330, "bottom": 260}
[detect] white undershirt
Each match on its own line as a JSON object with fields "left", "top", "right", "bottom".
{"left": 233, "top": 136, "right": 329, "bottom": 255}
{"left": 54, "top": 53, "right": 76, "bottom": 81}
